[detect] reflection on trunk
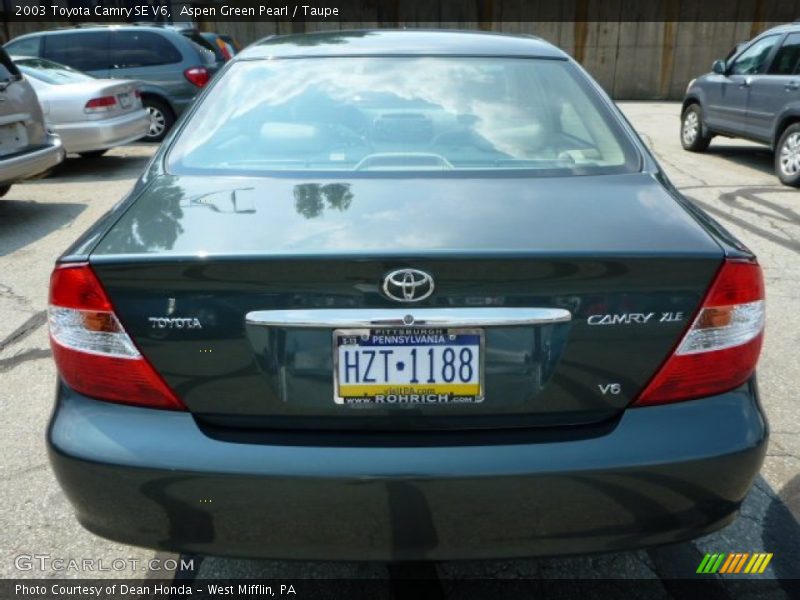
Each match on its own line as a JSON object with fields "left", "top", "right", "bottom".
{"left": 294, "top": 183, "right": 353, "bottom": 218}
{"left": 99, "top": 178, "right": 185, "bottom": 253}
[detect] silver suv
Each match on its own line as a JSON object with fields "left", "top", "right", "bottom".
{"left": 0, "top": 47, "right": 64, "bottom": 198}
{"left": 681, "top": 23, "right": 800, "bottom": 186}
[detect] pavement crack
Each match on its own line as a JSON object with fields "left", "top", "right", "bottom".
{"left": 0, "top": 283, "right": 34, "bottom": 310}
{"left": 752, "top": 478, "right": 778, "bottom": 497}
{"left": 766, "top": 217, "right": 796, "bottom": 240}
{"left": 736, "top": 512, "right": 763, "bottom": 524}
{"left": 0, "top": 311, "right": 47, "bottom": 354}
{"left": 678, "top": 184, "right": 785, "bottom": 191}
{"left": 642, "top": 134, "right": 710, "bottom": 187}
{"left": 0, "top": 463, "right": 47, "bottom": 481}
{"left": 646, "top": 545, "right": 730, "bottom": 597}
{"left": 684, "top": 192, "right": 800, "bottom": 254}
{"left": 0, "top": 347, "right": 51, "bottom": 374}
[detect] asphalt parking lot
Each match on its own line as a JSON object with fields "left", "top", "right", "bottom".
{"left": 0, "top": 102, "right": 798, "bottom": 593}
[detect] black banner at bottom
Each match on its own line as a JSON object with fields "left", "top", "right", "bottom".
{"left": 3, "top": 578, "right": 800, "bottom": 600}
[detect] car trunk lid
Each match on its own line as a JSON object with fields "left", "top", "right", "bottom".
{"left": 87, "top": 173, "right": 723, "bottom": 430}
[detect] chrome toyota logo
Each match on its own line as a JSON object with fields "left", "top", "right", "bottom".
{"left": 382, "top": 269, "right": 435, "bottom": 303}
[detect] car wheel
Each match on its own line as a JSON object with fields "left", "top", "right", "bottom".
{"left": 79, "top": 150, "right": 107, "bottom": 159}
{"left": 681, "top": 104, "right": 711, "bottom": 152}
{"left": 0, "top": 185, "right": 10, "bottom": 197}
{"left": 142, "top": 98, "right": 175, "bottom": 143}
{"left": 776, "top": 123, "right": 800, "bottom": 187}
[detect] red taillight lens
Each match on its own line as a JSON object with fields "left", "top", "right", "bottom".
{"left": 84, "top": 96, "right": 118, "bottom": 112}
{"left": 50, "top": 264, "right": 113, "bottom": 311}
{"left": 184, "top": 66, "right": 210, "bottom": 88}
{"left": 634, "top": 259, "right": 765, "bottom": 406}
{"left": 48, "top": 263, "right": 185, "bottom": 411}
{"left": 134, "top": 89, "right": 141, "bottom": 98}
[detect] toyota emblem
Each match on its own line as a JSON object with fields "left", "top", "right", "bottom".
{"left": 382, "top": 269, "right": 435, "bottom": 303}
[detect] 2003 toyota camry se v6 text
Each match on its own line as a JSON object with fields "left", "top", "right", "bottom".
{"left": 47, "top": 31, "right": 767, "bottom": 560}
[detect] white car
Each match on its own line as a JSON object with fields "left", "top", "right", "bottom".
{"left": 12, "top": 56, "right": 149, "bottom": 157}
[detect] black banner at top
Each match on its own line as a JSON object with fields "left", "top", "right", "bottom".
{"left": 3, "top": 0, "right": 800, "bottom": 23}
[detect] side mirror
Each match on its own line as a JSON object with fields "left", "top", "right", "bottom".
{"left": 712, "top": 60, "right": 726, "bottom": 75}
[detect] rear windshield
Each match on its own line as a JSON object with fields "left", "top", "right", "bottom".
{"left": 184, "top": 31, "right": 224, "bottom": 61}
{"left": 168, "top": 56, "right": 640, "bottom": 176}
{"left": 188, "top": 41, "right": 217, "bottom": 66}
{"left": 0, "top": 48, "right": 22, "bottom": 84}
{"left": 16, "top": 57, "right": 94, "bottom": 84}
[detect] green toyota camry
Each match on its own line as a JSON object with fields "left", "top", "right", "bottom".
{"left": 47, "top": 30, "right": 767, "bottom": 560}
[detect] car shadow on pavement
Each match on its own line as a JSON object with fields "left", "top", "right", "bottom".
{"left": 0, "top": 198, "right": 86, "bottom": 257}
{"left": 186, "top": 476, "right": 799, "bottom": 594}
{"left": 36, "top": 143, "right": 158, "bottom": 184}
{"left": 38, "top": 153, "right": 152, "bottom": 184}
{"left": 706, "top": 145, "right": 776, "bottom": 178}
{"left": 764, "top": 475, "right": 800, "bottom": 582}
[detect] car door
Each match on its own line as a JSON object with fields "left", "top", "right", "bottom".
{"left": 747, "top": 32, "right": 800, "bottom": 143}
{"left": 107, "top": 31, "right": 184, "bottom": 97}
{"left": 705, "top": 34, "right": 781, "bottom": 136}
{"left": 40, "top": 31, "right": 111, "bottom": 78}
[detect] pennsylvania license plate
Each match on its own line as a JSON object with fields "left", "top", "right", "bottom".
{"left": 333, "top": 328, "right": 483, "bottom": 405}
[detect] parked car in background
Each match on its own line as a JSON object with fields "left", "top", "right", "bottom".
{"left": 4, "top": 25, "right": 219, "bottom": 142}
{"left": 682, "top": 22, "right": 800, "bottom": 186}
{"left": 201, "top": 31, "right": 235, "bottom": 61}
{"left": 46, "top": 31, "right": 767, "bottom": 561}
{"left": 172, "top": 25, "right": 233, "bottom": 63}
{"left": 137, "top": 23, "right": 240, "bottom": 63}
{"left": 145, "top": 23, "right": 231, "bottom": 64}
{"left": 0, "top": 47, "right": 63, "bottom": 197}
{"left": 14, "top": 57, "right": 148, "bottom": 158}
{"left": 219, "top": 34, "right": 242, "bottom": 55}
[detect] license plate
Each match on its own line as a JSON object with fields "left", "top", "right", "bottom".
{"left": 0, "top": 123, "right": 27, "bottom": 156}
{"left": 118, "top": 93, "right": 133, "bottom": 109}
{"left": 333, "top": 328, "right": 483, "bottom": 405}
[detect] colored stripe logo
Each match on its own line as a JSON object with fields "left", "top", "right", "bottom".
{"left": 697, "top": 553, "right": 773, "bottom": 574}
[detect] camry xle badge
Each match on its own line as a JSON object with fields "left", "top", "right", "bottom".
{"left": 148, "top": 317, "right": 203, "bottom": 329}
{"left": 382, "top": 269, "right": 435, "bottom": 303}
{"left": 587, "top": 312, "right": 686, "bottom": 325}
{"left": 588, "top": 313, "right": 655, "bottom": 325}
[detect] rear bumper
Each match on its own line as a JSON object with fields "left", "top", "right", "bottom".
{"left": 48, "top": 382, "right": 767, "bottom": 561}
{"left": 0, "top": 135, "right": 64, "bottom": 185}
{"left": 54, "top": 110, "right": 150, "bottom": 154}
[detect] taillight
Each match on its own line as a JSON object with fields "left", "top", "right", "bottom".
{"left": 134, "top": 89, "right": 141, "bottom": 98}
{"left": 184, "top": 66, "right": 210, "bottom": 88}
{"left": 634, "top": 259, "right": 765, "bottom": 406}
{"left": 84, "top": 96, "right": 118, "bottom": 113}
{"left": 48, "top": 263, "right": 185, "bottom": 411}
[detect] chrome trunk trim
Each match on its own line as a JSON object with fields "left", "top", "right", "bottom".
{"left": 246, "top": 308, "right": 572, "bottom": 328}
